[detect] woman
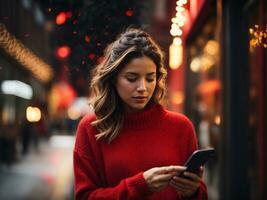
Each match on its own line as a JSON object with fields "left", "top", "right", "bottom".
{"left": 73, "top": 28, "right": 208, "bottom": 199}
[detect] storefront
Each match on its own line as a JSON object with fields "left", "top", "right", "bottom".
{"left": 183, "top": 1, "right": 221, "bottom": 199}
{"left": 168, "top": 0, "right": 266, "bottom": 199}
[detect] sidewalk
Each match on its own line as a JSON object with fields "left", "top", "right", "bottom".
{"left": 0, "top": 135, "right": 75, "bottom": 200}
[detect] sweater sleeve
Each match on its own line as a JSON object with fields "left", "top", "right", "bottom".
{"left": 184, "top": 118, "right": 208, "bottom": 200}
{"left": 73, "top": 116, "right": 150, "bottom": 200}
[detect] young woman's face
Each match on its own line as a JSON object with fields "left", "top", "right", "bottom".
{"left": 115, "top": 56, "right": 157, "bottom": 113}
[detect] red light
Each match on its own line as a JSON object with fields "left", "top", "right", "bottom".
{"left": 85, "top": 35, "right": 90, "bottom": 43}
{"left": 88, "top": 53, "right": 95, "bottom": 60}
{"left": 126, "top": 10, "right": 133, "bottom": 17}
{"left": 56, "top": 46, "right": 71, "bottom": 59}
{"left": 56, "top": 12, "right": 67, "bottom": 25}
{"left": 66, "top": 11, "right": 72, "bottom": 18}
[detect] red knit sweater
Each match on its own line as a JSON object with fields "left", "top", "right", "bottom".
{"left": 73, "top": 103, "right": 208, "bottom": 199}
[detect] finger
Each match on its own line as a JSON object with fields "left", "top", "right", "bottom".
{"left": 163, "top": 166, "right": 186, "bottom": 173}
{"left": 170, "top": 181, "right": 194, "bottom": 194}
{"left": 172, "top": 176, "right": 199, "bottom": 189}
{"left": 155, "top": 166, "right": 186, "bottom": 175}
{"left": 151, "top": 179, "right": 172, "bottom": 192}
{"left": 183, "top": 172, "right": 201, "bottom": 182}
{"left": 170, "top": 179, "right": 194, "bottom": 190}
{"left": 155, "top": 173, "right": 177, "bottom": 182}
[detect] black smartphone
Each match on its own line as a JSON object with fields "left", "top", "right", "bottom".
{"left": 177, "top": 148, "right": 215, "bottom": 178}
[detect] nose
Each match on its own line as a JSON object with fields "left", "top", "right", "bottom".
{"left": 137, "top": 79, "right": 147, "bottom": 92}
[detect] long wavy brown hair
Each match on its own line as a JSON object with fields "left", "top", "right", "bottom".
{"left": 89, "top": 28, "right": 167, "bottom": 143}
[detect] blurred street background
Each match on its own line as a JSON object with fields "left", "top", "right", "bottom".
{"left": 0, "top": 0, "right": 266, "bottom": 199}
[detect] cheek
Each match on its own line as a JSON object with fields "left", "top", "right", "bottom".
{"left": 116, "top": 80, "right": 135, "bottom": 97}
{"left": 149, "top": 82, "right": 157, "bottom": 93}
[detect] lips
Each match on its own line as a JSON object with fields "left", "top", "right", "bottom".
{"left": 132, "top": 96, "right": 148, "bottom": 104}
{"left": 133, "top": 96, "right": 148, "bottom": 99}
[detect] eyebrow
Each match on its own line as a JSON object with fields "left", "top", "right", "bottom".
{"left": 125, "top": 72, "right": 156, "bottom": 76}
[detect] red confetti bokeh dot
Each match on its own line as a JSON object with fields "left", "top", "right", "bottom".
{"left": 125, "top": 10, "right": 133, "bottom": 17}
{"left": 88, "top": 53, "right": 95, "bottom": 60}
{"left": 56, "top": 45, "right": 71, "bottom": 59}
{"left": 56, "top": 12, "right": 67, "bottom": 25}
{"left": 85, "top": 35, "right": 91, "bottom": 43}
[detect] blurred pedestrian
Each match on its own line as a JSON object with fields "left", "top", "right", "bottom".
{"left": 73, "top": 28, "right": 208, "bottom": 199}
{"left": 21, "top": 119, "right": 33, "bottom": 155}
{"left": 1, "top": 123, "right": 18, "bottom": 165}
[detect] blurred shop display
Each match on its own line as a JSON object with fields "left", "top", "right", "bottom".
{"left": 49, "top": 81, "right": 77, "bottom": 115}
{"left": 0, "top": 1, "right": 54, "bottom": 165}
{"left": 167, "top": 0, "right": 266, "bottom": 199}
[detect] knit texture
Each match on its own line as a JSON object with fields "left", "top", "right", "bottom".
{"left": 73, "top": 103, "right": 208, "bottom": 199}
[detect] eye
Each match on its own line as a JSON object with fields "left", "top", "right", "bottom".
{"left": 126, "top": 77, "right": 137, "bottom": 82}
{"left": 146, "top": 78, "right": 155, "bottom": 82}
{"left": 146, "top": 75, "right": 156, "bottom": 82}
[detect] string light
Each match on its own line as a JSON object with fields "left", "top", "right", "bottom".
{"left": 249, "top": 25, "right": 267, "bottom": 49}
{"left": 169, "top": 0, "right": 187, "bottom": 69}
{"left": 0, "top": 23, "right": 53, "bottom": 83}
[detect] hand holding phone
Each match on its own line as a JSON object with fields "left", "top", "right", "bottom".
{"left": 177, "top": 148, "right": 215, "bottom": 178}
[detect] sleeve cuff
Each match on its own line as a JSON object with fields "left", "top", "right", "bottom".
{"left": 125, "top": 172, "right": 150, "bottom": 197}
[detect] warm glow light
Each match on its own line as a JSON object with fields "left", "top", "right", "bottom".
{"left": 204, "top": 40, "right": 219, "bottom": 56}
{"left": 26, "top": 106, "right": 41, "bottom": 122}
{"left": 67, "top": 107, "right": 80, "bottom": 120}
{"left": 201, "top": 54, "right": 215, "bottom": 71}
{"left": 171, "top": 0, "right": 187, "bottom": 42}
{"left": 178, "top": 21, "right": 185, "bottom": 27}
{"left": 0, "top": 23, "right": 53, "bottom": 83}
{"left": 190, "top": 57, "right": 201, "bottom": 72}
{"left": 190, "top": 54, "right": 215, "bottom": 72}
{"left": 249, "top": 24, "right": 267, "bottom": 49}
{"left": 170, "top": 27, "right": 182, "bottom": 36}
{"left": 176, "top": 1, "right": 183, "bottom": 6}
{"left": 176, "top": 6, "right": 185, "bottom": 12}
{"left": 172, "top": 91, "right": 184, "bottom": 105}
{"left": 67, "top": 97, "right": 93, "bottom": 120}
{"left": 214, "top": 115, "right": 221, "bottom": 125}
{"left": 175, "top": 12, "right": 184, "bottom": 19}
{"left": 173, "top": 37, "right": 182, "bottom": 45}
{"left": 169, "top": 41, "right": 183, "bottom": 69}
{"left": 171, "top": 17, "right": 179, "bottom": 23}
{"left": 197, "top": 80, "right": 221, "bottom": 94}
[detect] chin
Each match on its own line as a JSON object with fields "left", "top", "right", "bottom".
{"left": 127, "top": 103, "right": 147, "bottom": 112}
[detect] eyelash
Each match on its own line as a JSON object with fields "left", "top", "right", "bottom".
{"left": 126, "top": 78, "right": 155, "bottom": 82}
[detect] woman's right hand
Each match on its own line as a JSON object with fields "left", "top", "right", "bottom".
{"left": 143, "top": 166, "right": 186, "bottom": 192}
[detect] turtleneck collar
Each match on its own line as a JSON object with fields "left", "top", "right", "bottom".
{"left": 123, "top": 103, "right": 166, "bottom": 130}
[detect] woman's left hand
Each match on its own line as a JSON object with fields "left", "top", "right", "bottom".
{"left": 169, "top": 166, "right": 204, "bottom": 198}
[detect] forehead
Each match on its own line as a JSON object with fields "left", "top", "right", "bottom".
{"left": 120, "top": 56, "right": 157, "bottom": 74}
